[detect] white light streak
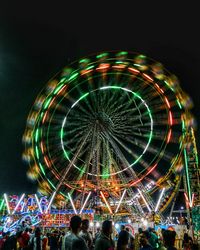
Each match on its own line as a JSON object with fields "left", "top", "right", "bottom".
{"left": 61, "top": 117, "right": 67, "bottom": 152}
{"left": 12, "top": 194, "right": 25, "bottom": 215}
{"left": 155, "top": 188, "right": 165, "bottom": 212}
{"left": 115, "top": 189, "right": 126, "bottom": 213}
{"left": 35, "top": 194, "right": 43, "bottom": 214}
{"left": 100, "top": 191, "right": 113, "bottom": 214}
{"left": 68, "top": 193, "right": 77, "bottom": 214}
{"left": 137, "top": 189, "right": 151, "bottom": 212}
{"left": 79, "top": 192, "right": 91, "bottom": 214}
{"left": 45, "top": 192, "right": 56, "bottom": 213}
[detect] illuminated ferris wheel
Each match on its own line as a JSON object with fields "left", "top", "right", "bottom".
{"left": 23, "top": 51, "right": 197, "bottom": 216}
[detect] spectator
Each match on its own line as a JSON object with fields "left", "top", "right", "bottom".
{"left": 49, "top": 231, "right": 59, "bottom": 250}
{"left": 140, "top": 235, "right": 153, "bottom": 250}
{"left": 162, "top": 230, "right": 177, "bottom": 250}
{"left": 30, "top": 227, "right": 43, "bottom": 250}
{"left": 182, "top": 233, "right": 193, "bottom": 250}
{"left": 94, "top": 220, "right": 115, "bottom": 250}
{"left": 148, "top": 228, "right": 158, "bottom": 249}
{"left": 117, "top": 230, "right": 129, "bottom": 250}
{"left": 21, "top": 228, "right": 30, "bottom": 249}
{"left": 125, "top": 228, "right": 134, "bottom": 250}
{"left": 79, "top": 219, "right": 92, "bottom": 249}
{"left": 64, "top": 215, "right": 88, "bottom": 250}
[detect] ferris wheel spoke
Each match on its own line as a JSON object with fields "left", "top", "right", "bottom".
{"left": 111, "top": 93, "right": 147, "bottom": 114}
{"left": 139, "top": 86, "right": 160, "bottom": 99}
{"left": 104, "top": 131, "right": 146, "bottom": 179}
{"left": 53, "top": 128, "right": 93, "bottom": 192}
{"left": 103, "top": 93, "right": 120, "bottom": 114}
{"left": 75, "top": 84, "right": 96, "bottom": 115}
{"left": 84, "top": 128, "right": 100, "bottom": 176}
{"left": 113, "top": 129, "right": 169, "bottom": 162}
{"left": 111, "top": 106, "right": 147, "bottom": 121}
{"left": 109, "top": 132, "right": 151, "bottom": 168}
{"left": 105, "top": 93, "right": 133, "bottom": 114}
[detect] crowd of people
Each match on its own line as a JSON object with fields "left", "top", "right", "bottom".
{"left": 0, "top": 215, "right": 197, "bottom": 250}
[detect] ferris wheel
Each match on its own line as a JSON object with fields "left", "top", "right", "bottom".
{"left": 23, "top": 51, "right": 194, "bottom": 215}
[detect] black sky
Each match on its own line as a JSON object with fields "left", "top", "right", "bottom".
{"left": 0, "top": 2, "right": 200, "bottom": 195}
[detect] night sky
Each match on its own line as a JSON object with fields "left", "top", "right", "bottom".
{"left": 0, "top": 2, "right": 199, "bottom": 196}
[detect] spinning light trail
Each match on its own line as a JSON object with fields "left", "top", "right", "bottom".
{"left": 22, "top": 51, "right": 198, "bottom": 216}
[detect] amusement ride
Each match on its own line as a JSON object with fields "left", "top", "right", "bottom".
{"left": 1, "top": 51, "right": 199, "bottom": 232}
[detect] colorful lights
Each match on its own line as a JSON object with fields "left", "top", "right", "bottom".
{"left": 35, "top": 146, "right": 39, "bottom": 159}
{"left": 23, "top": 51, "right": 192, "bottom": 216}
{"left": 0, "top": 199, "right": 4, "bottom": 211}
{"left": 128, "top": 67, "right": 140, "bottom": 74}
{"left": 169, "top": 111, "right": 173, "bottom": 125}
{"left": 96, "top": 52, "right": 108, "bottom": 59}
{"left": 184, "top": 192, "right": 194, "bottom": 208}
{"left": 44, "top": 156, "right": 50, "bottom": 168}
{"left": 44, "top": 98, "right": 52, "bottom": 110}
{"left": 167, "top": 129, "right": 172, "bottom": 144}
{"left": 48, "top": 179, "right": 56, "bottom": 189}
{"left": 53, "top": 84, "right": 65, "bottom": 94}
{"left": 71, "top": 92, "right": 89, "bottom": 108}
{"left": 184, "top": 148, "right": 192, "bottom": 205}
{"left": 39, "top": 163, "right": 46, "bottom": 176}
{"left": 164, "top": 97, "right": 171, "bottom": 109}
{"left": 96, "top": 63, "right": 110, "bottom": 71}
{"left": 68, "top": 72, "right": 79, "bottom": 82}
{"left": 61, "top": 86, "right": 153, "bottom": 177}
{"left": 142, "top": 73, "right": 153, "bottom": 82}
{"left": 35, "top": 129, "right": 39, "bottom": 142}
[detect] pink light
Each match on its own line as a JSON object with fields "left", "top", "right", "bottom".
{"left": 44, "top": 156, "right": 50, "bottom": 168}
{"left": 167, "top": 129, "right": 172, "bottom": 143}
{"left": 128, "top": 67, "right": 140, "bottom": 74}
{"left": 155, "top": 83, "right": 164, "bottom": 93}
{"left": 40, "top": 142, "right": 44, "bottom": 154}
{"left": 130, "top": 163, "right": 157, "bottom": 187}
{"left": 185, "top": 192, "right": 195, "bottom": 208}
{"left": 42, "top": 111, "right": 48, "bottom": 124}
{"left": 169, "top": 111, "right": 173, "bottom": 125}
{"left": 96, "top": 63, "right": 110, "bottom": 71}
{"left": 165, "top": 97, "right": 171, "bottom": 108}
{"left": 112, "top": 65, "right": 126, "bottom": 70}
{"left": 191, "top": 193, "right": 194, "bottom": 208}
{"left": 80, "top": 69, "right": 93, "bottom": 75}
{"left": 184, "top": 192, "right": 189, "bottom": 208}
{"left": 142, "top": 73, "right": 153, "bottom": 82}
{"left": 49, "top": 96, "right": 56, "bottom": 108}
{"left": 57, "top": 85, "right": 67, "bottom": 95}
